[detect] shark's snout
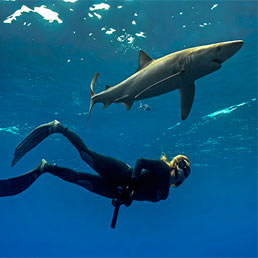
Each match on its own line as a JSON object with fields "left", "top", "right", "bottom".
{"left": 225, "top": 40, "right": 244, "bottom": 54}
{"left": 217, "top": 40, "right": 244, "bottom": 63}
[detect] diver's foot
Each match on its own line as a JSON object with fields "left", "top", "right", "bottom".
{"left": 30, "top": 159, "right": 48, "bottom": 178}
{"left": 39, "top": 158, "right": 48, "bottom": 173}
{"left": 47, "top": 120, "right": 65, "bottom": 134}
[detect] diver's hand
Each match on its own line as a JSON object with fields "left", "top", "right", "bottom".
{"left": 123, "top": 190, "right": 134, "bottom": 207}
{"left": 112, "top": 198, "right": 123, "bottom": 207}
{"left": 112, "top": 179, "right": 136, "bottom": 207}
{"left": 112, "top": 195, "right": 133, "bottom": 207}
{"left": 124, "top": 177, "right": 136, "bottom": 195}
{"left": 122, "top": 178, "right": 137, "bottom": 207}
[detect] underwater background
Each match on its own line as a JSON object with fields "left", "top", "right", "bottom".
{"left": 0, "top": 0, "right": 257, "bottom": 257}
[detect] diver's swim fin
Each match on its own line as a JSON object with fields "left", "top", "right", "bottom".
{"left": 12, "top": 120, "right": 61, "bottom": 167}
{"left": 0, "top": 159, "right": 47, "bottom": 197}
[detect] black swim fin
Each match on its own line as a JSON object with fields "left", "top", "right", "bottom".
{"left": 0, "top": 159, "right": 47, "bottom": 197}
{"left": 12, "top": 120, "right": 61, "bottom": 167}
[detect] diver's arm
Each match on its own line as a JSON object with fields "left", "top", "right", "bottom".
{"left": 132, "top": 158, "right": 168, "bottom": 179}
{"left": 123, "top": 158, "right": 170, "bottom": 204}
{"left": 132, "top": 158, "right": 170, "bottom": 201}
{"left": 158, "top": 172, "right": 170, "bottom": 200}
{"left": 131, "top": 158, "right": 145, "bottom": 180}
{"left": 120, "top": 158, "right": 147, "bottom": 205}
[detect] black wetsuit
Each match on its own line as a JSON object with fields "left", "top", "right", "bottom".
{"left": 0, "top": 126, "right": 171, "bottom": 202}
{"left": 47, "top": 128, "right": 171, "bottom": 202}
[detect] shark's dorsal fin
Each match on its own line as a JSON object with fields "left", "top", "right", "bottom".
{"left": 105, "top": 85, "right": 111, "bottom": 90}
{"left": 179, "top": 82, "right": 195, "bottom": 120}
{"left": 137, "top": 50, "right": 153, "bottom": 72}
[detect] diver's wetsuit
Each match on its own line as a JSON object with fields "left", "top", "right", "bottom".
{"left": 46, "top": 127, "right": 171, "bottom": 202}
{"left": 0, "top": 124, "right": 171, "bottom": 202}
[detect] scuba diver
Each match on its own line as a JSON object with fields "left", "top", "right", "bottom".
{"left": 0, "top": 120, "right": 191, "bottom": 228}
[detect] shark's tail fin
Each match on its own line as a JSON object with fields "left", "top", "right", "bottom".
{"left": 86, "top": 72, "right": 99, "bottom": 127}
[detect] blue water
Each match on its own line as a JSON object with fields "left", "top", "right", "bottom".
{"left": 0, "top": 1, "right": 257, "bottom": 257}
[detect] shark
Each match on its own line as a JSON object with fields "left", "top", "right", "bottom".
{"left": 87, "top": 40, "right": 243, "bottom": 122}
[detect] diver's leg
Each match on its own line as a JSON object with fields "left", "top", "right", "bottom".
{"left": 78, "top": 149, "right": 132, "bottom": 186}
{"left": 12, "top": 120, "right": 131, "bottom": 186}
{"left": 45, "top": 163, "right": 118, "bottom": 199}
{"left": 0, "top": 159, "right": 47, "bottom": 197}
{"left": 54, "top": 125, "right": 132, "bottom": 186}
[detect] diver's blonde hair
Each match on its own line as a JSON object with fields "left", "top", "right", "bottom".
{"left": 160, "top": 154, "right": 190, "bottom": 169}
{"left": 161, "top": 154, "right": 191, "bottom": 187}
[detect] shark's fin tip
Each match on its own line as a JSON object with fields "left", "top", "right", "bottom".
{"left": 90, "top": 72, "right": 99, "bottom": 97}
{"left": 137, "top": 50, "right": 153, "bottom": 72}
{"left": 179, "top": 82, "right": 195, "bottom": 121}
{"left": 103, "top": 103, "right": 111, "bottom": 109}
{"left": 122, "top": 102, "right": 133, "bottom": 110}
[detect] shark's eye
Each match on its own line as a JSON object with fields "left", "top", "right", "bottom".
{"left": 217, "top": 46, "right": 221, "bottom": 52}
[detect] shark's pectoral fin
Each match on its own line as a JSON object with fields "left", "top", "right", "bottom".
{"left": 135, "top": 70, "right": 183, "bottom": 99}
{"left": 179, "top": 82, "right": 195, "bottom": 120}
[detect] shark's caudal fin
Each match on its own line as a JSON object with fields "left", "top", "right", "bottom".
{"left": 86, "top": 72, "right": 99, "bottom": 127}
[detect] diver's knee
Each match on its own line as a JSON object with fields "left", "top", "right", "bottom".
{"left": 81, "top": 151, "right": 95, "bottom": 167}
{"left": 77, "top": 179, "right": 94, "bottom": 191}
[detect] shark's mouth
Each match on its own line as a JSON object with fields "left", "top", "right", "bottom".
{"left": 212, "top": 59, "right": 223, "bottom": 64}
